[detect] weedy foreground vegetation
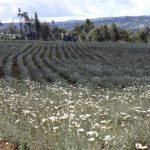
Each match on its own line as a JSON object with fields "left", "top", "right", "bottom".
{"left": 0, "top": 41, "right": 150, "bottom": 150}
{"left": 0, "top": 79, "right": 150, "bottom": 150}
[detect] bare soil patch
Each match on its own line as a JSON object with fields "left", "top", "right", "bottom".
{"left": 0, "top": 141, "right": 17, "bottom": 150}
{"left": 0, "top": 58, "right": 4, "bottom": 79}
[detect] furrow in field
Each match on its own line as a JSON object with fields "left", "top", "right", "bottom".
{"left": 56, "top": 44, "right": 68, "bottom": 60}
{"left": 0, "top": 66, "right": 4, "bottom": 79}
{"left": 23, "top": 44, "right": 46, "bottom": 83}
{"left": 2, "top": 44, "right": 24, "bottom": 78}
{"left": 65, "top": 44, "right": 80, "bottom": 60}
{"left": 15, "top": 44, "right": 35, "bottom": 80}
{"left": 0, "top": 45, "right": 17, "bottom": 79}
{"left": 58, "top": 44, "right": 70, "bottom": 60}
{"left": 12, "top": 44, "right": 31, "bottom": 80}
{"left": 79, "top": 44, "right": 101, "bottom": 58}
{"left": 33, "top": 45, "right": 58, "bottom": 83}
{"left": 92, "top": 46, "right": 114, "bottom": 61}
{"left": 49, "top": 44, "right": 57, "bottom": 60}
{"left": 70, "top": 44, "right": 92, "bottom": 60}
{"left": 42, "top": 45, "right": 63, "bottom": 82}
{"left": 12, "top": 56, "right": 20, "bottom": 79}
{"left": 75, "top": 44, "right": 99, "bottom": 60}
{"left": 61, "top": 44, "right": 73, "bottom": 60}
{"left": 43, "top": 46, "right": 78, "bottom": 84}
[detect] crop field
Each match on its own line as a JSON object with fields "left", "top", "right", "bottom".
{"left": 0, "top": 41, "right": 150, "bottom": 150}
{"left": 1, "top": 40, "right": 150, "bottom": 87}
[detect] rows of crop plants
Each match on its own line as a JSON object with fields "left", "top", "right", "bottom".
{"left": 1, "top": 41, "right": 150, "bottom": 87}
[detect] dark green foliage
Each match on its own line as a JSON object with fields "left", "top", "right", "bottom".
{"left": 144, "top": 26, "right": 150, "bottom": 37}
{"left": 138, "top": 30, "right": 148, "bottom": 43}
{"left": 52, "top": 27, "right": 62, "bottom": 40}
{"left": 34, "top": 12, "right": 41, "bottom": 40}
{"left": 73, "top": 21, "right": 150, "bottom": 43}
{"left": 79, "top": 32, "right": 87, "bottom": 42}
{"left": 129, "top": 33, "right": 139, "bottom": 43}
{"left": 41, "top": 23, "right": 51, "bottom": 41}
{"left": 118, "top": 29, "right": 129, "bottom": 42}
{"left": 73, "top": 25, "right": 83, "bottom": 34}
{"left": 72, "top": 19, "right": 95, "bottom": 41}
{"left": 83, "top": 19, "right": 95, "bottom": 33}
{"left": 90, "top": 25, "right": 111, "bottom": 42}
{"left": 111, "top": 23, "right": 120, "bottom": 42}
{"left": 90, "top": 28, "right": 103, "bottom": 42}
{"left": 103, "top": 25, "right": 111, "bottom": 41}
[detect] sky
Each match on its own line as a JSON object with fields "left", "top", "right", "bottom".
{"left": 0, "top": 0, "right": 150, "bottom": 23}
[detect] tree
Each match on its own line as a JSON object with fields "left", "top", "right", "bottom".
{"left": 79, "top": 32, "right": 87, "bottom": 42}
{"left": 103, "top": 25, "right": 111, "bottom": 41}
{"left": 144, "top": 26, "right": 150, "bottom": 40}
{"left": 129, "top": 32, "right": 139, "bottom": 43}
{"left": 83, "top": 19, "right": 95, "bottom": 33}
{"left": 111, "top": 23, "right": 120, "bottom": 42}
{"left": 73, "top": 19, "right": 95, "bottom": 41}
{"left": 34, "top": 12, "right": 41, "bottom": 40}
{"left": 89, "top": 25, "right": 111, "bottom": 42}
{"left": 22, "top": 12, "right": 33, "bottom": 39}
{"left": 119, "top": 29, "right": 129, "bottom": 42}
{"left": 138, "top": 30, "right": 148, "bottom": 43}
{"left": 17, "top": 8, "right": 24, "bottom": 35}
{"left": 41, "top": 22, "right": 51, "bottom": 41}
{"left": 73, "top": 25, "right": 83, "bottom": 34}
{"left": 90, "top": 28, "right": 102, "bottom": 42}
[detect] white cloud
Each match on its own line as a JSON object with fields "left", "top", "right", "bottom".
{"left": 0, "top": 0, "right": 150, "bottom": 22}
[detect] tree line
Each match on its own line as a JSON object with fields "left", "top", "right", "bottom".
{"left": 0, "top": 10, "right": 150, "bottom": 43}
{"left": 72, "top": 19, "right": 149, "bottom": 43}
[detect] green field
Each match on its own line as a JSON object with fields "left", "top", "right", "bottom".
{"left": 0, "top": 41, "right": 150, "bottom": 150}
{"left": 1, "top": 41, "right": 150, "bottom": 87}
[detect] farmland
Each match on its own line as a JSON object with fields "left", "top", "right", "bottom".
{"left": 0, "top": 41, "right": 150, "bottom": 150}
{"left": 1, "top": 40, "right": 150, "bottom": 87}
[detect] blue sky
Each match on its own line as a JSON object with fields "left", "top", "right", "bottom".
{"left": 0, "top": 0, "right": 150, "bottom": 22}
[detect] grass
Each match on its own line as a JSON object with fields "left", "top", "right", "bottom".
{"left": 0, "top": 79, "right": 149, "bottom": 150}
{"left": 0, "top": 41, "right": 150, "bottom": 149}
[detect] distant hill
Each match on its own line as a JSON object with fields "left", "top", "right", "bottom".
{"left": 1, "top": 15, "right": 150, "bottom": 32}
{"left": 50, "top": 16, "right": 150, "bottom": 31}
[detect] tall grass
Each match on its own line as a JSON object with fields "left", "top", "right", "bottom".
{"left": 0, "top": 79, "right": 149, "bottom": 150}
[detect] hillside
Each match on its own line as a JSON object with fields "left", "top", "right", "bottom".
{"left": 1, "top": 15, "right": 150, "bottom": 32}
{"left": 48, "top": 15, "right": 150, "bottom": 31}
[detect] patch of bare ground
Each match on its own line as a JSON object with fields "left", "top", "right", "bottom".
{"left": 12, "top": 56, "right": 20, "bottom": 80}
{"left": 0, "top": 141, "right": 17, "bottom": 150}
{"left": 0, "top": 58, "right": 4, "bottom": 79}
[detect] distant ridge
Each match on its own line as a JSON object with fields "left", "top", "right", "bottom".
{"left": 51, "top": 15, "right": 150, "bottom": 31}
{"left": 1, "top": 15, "right": 150, "bottom": 31}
